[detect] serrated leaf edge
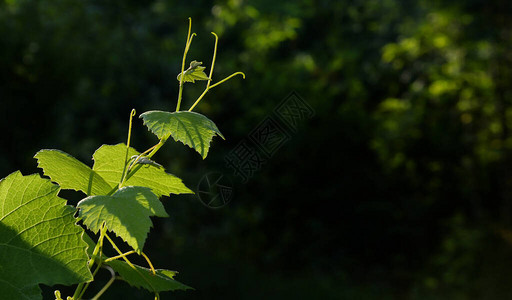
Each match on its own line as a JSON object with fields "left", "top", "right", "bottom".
{"left": 106, "top": 260, "right": 193, "bottom": 292}
{"left": 140, "top": 111, "right": 224, "bottom": 159}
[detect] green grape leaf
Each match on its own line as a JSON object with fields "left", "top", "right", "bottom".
{"left": 176, "top": 60, "right": 210, "bottom": 83}
{"left": 92, "top": 144, "right": 193, "bottom": 197}
{"left": 34, "top": 149, "right": 112, "bottom": 196}
{"left": 106, "top": 260, "right": 192, "bottom": 292}
{"left": 0, "top": 171, "right": 92, "bottom": 300}
{"left": 80, "top": 236, "right": 191, "bottom": 293}
{"left": 77, "top": 186, "right": 168, "bottom": 253}
{"left": 140, "top": 111, "right": 224, "bottom": 159}
{"left": 80, "top": 235, "right": 191, "bottom": 292}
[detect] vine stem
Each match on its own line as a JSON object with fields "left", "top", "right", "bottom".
{"left": 91, "top": 266, "right": 116, "bottom": 300}
{"left": 119, "top": 109, "right": 137, "bottom": 189}
{"left": 185, "top": 30, "right": 246, "bottom": 112}
{"left": 76, "top": 260, "right": 103, "bottom": 299}
{"left": 105, "top": 233, "right": 137, "bottom": 270}
{"left": 103, "top": 250, "right": 156, "bottom": 275}
{"left": 145, "top": 138, "right": 166, "bottom": 159}
{"left": 141, "top": 252, "right": 157, "bottom": 275}
{"left": 209, "top": 72, "right": 246, "bottom": 89}
{"left": 188, "top": 72, "right": 246, "bottom": 111}
{"left": 104, "top": 250, "right": 136, "bottom": 263}
{"left": 118, "top": 137, "right": 161, "bottom": 191}
{"left": 120, "top": 138, "right": 166, "bottom": 189}
{"left": 206, "top": 32, "right": 219, "bottom": 90}
{"left": 72, "top": 224, "right": 107, "bottom": 299}
{"left": 176, "top": 18, "right": 194, "bottom": 112}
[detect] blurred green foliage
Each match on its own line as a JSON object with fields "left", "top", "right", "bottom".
{"left": 3, "top": 0, "right": 512, "bottom": 299}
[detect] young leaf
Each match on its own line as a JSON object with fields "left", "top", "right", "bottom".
{"left": 92, "top": 144, "right": 193, "bottom": 197}
{"left": 0, "top": 171, "right": 92, "bottom": 300}
{"left": 34, "top": 149, "right": 112, "bottom": 196}
{"left": 140, "top": 111, "right": 224, "bottom": 159}
{"left": 176, "top": 60, "right": 210, "bottom": 83}
{"left": 106, "top": 260, "right": 192, "bottom": 292}
{"left": 77, "top": 186, "right": 168, "bottom": 253}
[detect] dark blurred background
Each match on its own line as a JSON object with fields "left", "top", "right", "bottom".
{"left": 2, "top": 0, "right": 512, "bottom": 299}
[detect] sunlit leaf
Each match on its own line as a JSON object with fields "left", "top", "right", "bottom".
{"left": 0, "top": 171, "right": 92, "bottom": 299}
{"left": 77, "top": 186, "right": 167, "bottom": 253}
{"left": 106, "top": 260, "right": 192, "bottom": 292}
{"left": 92, "top": 144, "right": 193, "bottom": 197}
{"left": 34, "top": 149, "right": 112, "bottom": 196}
{"left": 140, "top": 111, "right": 224, "bottom": 159}
{"left": 176, "top": 60, "right": 210, "bottom": 83}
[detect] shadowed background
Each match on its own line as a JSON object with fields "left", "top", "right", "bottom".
{"left": 2, "top": 0, "right": 512, "bottom": 299}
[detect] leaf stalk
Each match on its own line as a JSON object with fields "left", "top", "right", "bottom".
{"left": 176, "top": 18, "right": 195, "bottom": 111}
{"left": 188, "top": 71, "right": 246, "bottom": 111}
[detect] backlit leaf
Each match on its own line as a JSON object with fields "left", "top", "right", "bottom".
{"left": 176, "top": 60, "right": 210, "bottom": 83}
{"left": 34, "top": 149, "right": 112, "bottom": 196}
{"left": 77, "top": 186, "right": 168, "bottom": 253}
{"left": 0, "top": 171, "right": 92, "bottom": 299}
{"left": 140, "top": 111, "right": 224, "bottom": 159}
{"left": 106, "top": 260, "right": 192, "bottom": 292}
{"left": 92, "top": 144, "right": 193, "bottom": 197}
